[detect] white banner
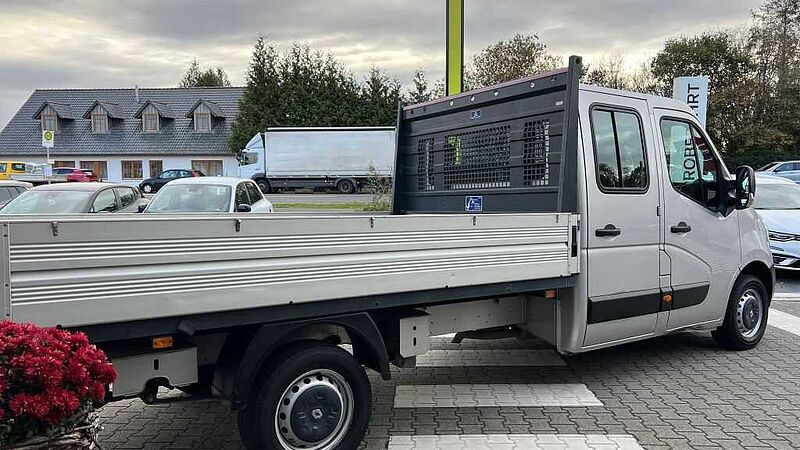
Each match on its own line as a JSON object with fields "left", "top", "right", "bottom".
{"left": 673, "top": 76, "right": 709, "bottom": 128}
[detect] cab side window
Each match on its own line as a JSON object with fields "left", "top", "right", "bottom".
{"left": 591, "top": 108, "right": 648, "bottom": 191}
{"left": 660, "top": 119, "right": 721, "bottom": 211}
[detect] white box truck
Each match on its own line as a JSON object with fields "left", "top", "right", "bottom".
{"left": 0, "top": 57, "right": 773, "bottom": 450}
{"left": 238, "top": 127, "right": 395, "bottom": 194}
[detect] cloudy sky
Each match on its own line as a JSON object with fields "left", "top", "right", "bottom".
{"left": 0, "top": 0, "right": 762, "bottom": 128}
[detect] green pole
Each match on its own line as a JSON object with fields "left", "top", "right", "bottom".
{"left": 446, "top": 0, "right": 464, "bottom": 96}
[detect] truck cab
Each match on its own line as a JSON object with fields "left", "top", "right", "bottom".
{"left": 568, "top": 85, "right": 772, "bottom": 352}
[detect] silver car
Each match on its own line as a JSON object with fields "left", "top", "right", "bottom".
{"left": 0, "top": 180, "right": 32, "bottom": 207}
{"left": 0, "top": 182, "right": 147, "bottom": 214}
{"left": 757, "top": 160, "right": 800, "bottom": 183}
{"left": 754, "top": 174, "right": 800, "bottom": 270}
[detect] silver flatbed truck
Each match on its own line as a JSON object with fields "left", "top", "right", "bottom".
{"left": 0, "top": 57, "right": 773, "bottom": 450}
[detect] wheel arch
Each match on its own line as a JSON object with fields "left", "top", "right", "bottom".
{"left": 739, "top": 260, "right": 774, "bottom": 301}
{"left": 231, "top": 312, "right": 390, "bottom": 409}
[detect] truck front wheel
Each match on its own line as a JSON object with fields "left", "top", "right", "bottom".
{"left": 712, "top": 275, "right": 769, "bottom": 350}
{"left": 256, "top": 179, "right": 271, "bottom": 194}
{"left": 238, "top": 341, "right": 371, "bottom": 450}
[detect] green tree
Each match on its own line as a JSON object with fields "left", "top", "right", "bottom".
{"left": 406, "top": 69, "right": 433, "bottom": 104}
{"left": 358, "top": 67, "right": 401, "bottom": 125}
{"left": 749, "top": 0, "right": 800, "bottom": 154}
{"left": 179, "top": 59, "right": 231, "bottom": 87}
{"left": 469, "top": 33, "right": 562, "bottom": 88}
{"left": 650, "top": 31, "right": 759, "bottom": 155}
{"left": 229, "top": 37, "right": 282, "bottom": 153}
{"left": 583, "top": 55, "right": 658, "bottom": 94}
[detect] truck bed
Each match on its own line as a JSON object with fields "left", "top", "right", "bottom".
{"left": 2, "top": 213, "right": 578, "bottom": 332}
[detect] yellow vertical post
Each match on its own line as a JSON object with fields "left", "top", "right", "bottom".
{"left": 446, "top": 0, "right": 464, "bottom": 96}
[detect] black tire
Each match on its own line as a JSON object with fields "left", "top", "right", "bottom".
{"left": 337, "top": 179, "right": 355, "bottom": 194}
{"left": 238, "top": 341, "right": 371, "bottom": 450}
{"left": 712, "top": 275, "right": 769, "bottom": 350}
{"left": 141, "top": 183, "right": 154, "bottom": 194}
{"left": 256, "top": 179, "right": 271, "bottom": 194}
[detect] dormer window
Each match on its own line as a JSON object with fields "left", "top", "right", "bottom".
{"left": 194, "top": 111, "right": 211, "bottom": 132}
{"left": 83, "top": 101, "right": 122, "bottom": 134}
{"left": 135, "top": 101, "right": 175, "bottom": 134}
{"left": 34, "top": 102, "right": 74, "bottom": 132}
{"left": 41, "top": 107, "right": 58, "bottom": 132}
{"left": 143, "top": 110, "right": 159, "bottom": 132}
{"left": 186, "top": 100, "right": 225, "bottom": 133}
{"left": 91, "top": 112, "right": 109, "bottom": 133}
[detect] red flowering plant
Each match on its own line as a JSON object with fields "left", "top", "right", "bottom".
{"left": 0, "top": 321, "right": 116, "bottom": 447}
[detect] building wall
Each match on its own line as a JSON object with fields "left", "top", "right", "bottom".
{"left": 4, "top": 155, "right": 240, "bottom": 186}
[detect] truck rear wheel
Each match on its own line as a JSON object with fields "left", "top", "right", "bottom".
{"left": 712, "top": 275, "right": 769, "bottom": 350}
{"left": 337, "top": 179, "right": 355, "bottom": 194}
{"left": 238, "top": 341, "right": 371, "bottom": 450}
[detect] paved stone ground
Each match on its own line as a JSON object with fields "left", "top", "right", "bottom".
{"left": 96, "top": 276, "right": 800, "bottom": 449}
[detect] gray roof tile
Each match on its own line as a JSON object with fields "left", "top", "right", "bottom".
{"left": 1, "top": 87, "right": 243, "bottom": 156}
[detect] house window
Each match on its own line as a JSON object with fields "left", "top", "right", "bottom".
{"left": 54, "top": 161, "right": 75, "bottom": 168}
{"left": 41, "top": 108, "right": 58, "bottom": 132}
{"left": 91, "top": 113, "right": 109, "bottom": 133}
{"left": 80, "top": 161, "right": 108, "bottom": 180}
{"left": 194, "top": 112, "right": 211, "bottom": 132}
{"left": 143, "top": 112, "right": 159, "bottom": 132}
{"left": 149, "top": 160, "right": 163, "bottom": 178}
{"left": 192, "top": 159, "right": 223, "bottom": 176}
{"left": 121, "top": 160, "right": 143, "bottom": 179}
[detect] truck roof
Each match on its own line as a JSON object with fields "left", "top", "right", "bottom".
{"left": 578, "top": 84, "right": 696, "bottom": 115}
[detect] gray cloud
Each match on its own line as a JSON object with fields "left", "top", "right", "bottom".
{"left": 0, "top": 0, "right": 761, "bottom": 128}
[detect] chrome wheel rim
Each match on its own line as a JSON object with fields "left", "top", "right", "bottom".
{"left": 736, "top": 288, "right": 763, "bottom": 341}
{"left": 142, "top": 185, "right": 152, "bottom": 193}
{"left": 275, "top": 369, "right": 354, "bottom": 450}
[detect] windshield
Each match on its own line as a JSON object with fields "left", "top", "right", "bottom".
{"left": 757, "top": 162, "right": 779, "bottom": 171}
{"left": 754, "top": 182, "right": 800, "bottom": 210}
{"left": 145, "top": 184, "right": 231, "bottom": 213}
{"left": 0, "top": 190, "right": 93, "bottom": 214}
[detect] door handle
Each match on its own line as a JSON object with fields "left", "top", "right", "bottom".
{"left": 671, "top": 222, "right": 692, "bottom": 233}
{"left": 595, "top": 224, "right": 621, "bottom": 237}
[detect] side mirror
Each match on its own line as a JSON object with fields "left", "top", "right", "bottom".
{"left": 735, "top": 165, "right": 756, "bottom": 209}
{"left": 237, "top": 203, "right": 252, "bottom": 213}
{"left": 137, "top": 203, "right": 147, "bottom": 213}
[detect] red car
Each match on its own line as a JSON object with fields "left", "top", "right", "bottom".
{"left": 53, "top": 167, "right": 100, "bottom": 182}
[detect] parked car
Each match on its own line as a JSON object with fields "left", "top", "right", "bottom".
{"left": 143, "top": 177, "right": 273, "bottom": 214}
{"left": 0, "top": 161, "right": 27, "bottom": 180}
{"left": 0, "top": 183, "right": 147, "bottom": 214}
{"left": 52, "top": 167, "right": 99, "bottom": 182}
{"left": 754, "top": 174, "right": 800, "bottom": 270}
{"left": 139, "top": 169, "right": 205, "bottom": 194}
{"left": 0, "top": 180, "right": 32, "bottom": 207}
{"left": 756, "top": 160, "right": 800, "bottom": 183}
